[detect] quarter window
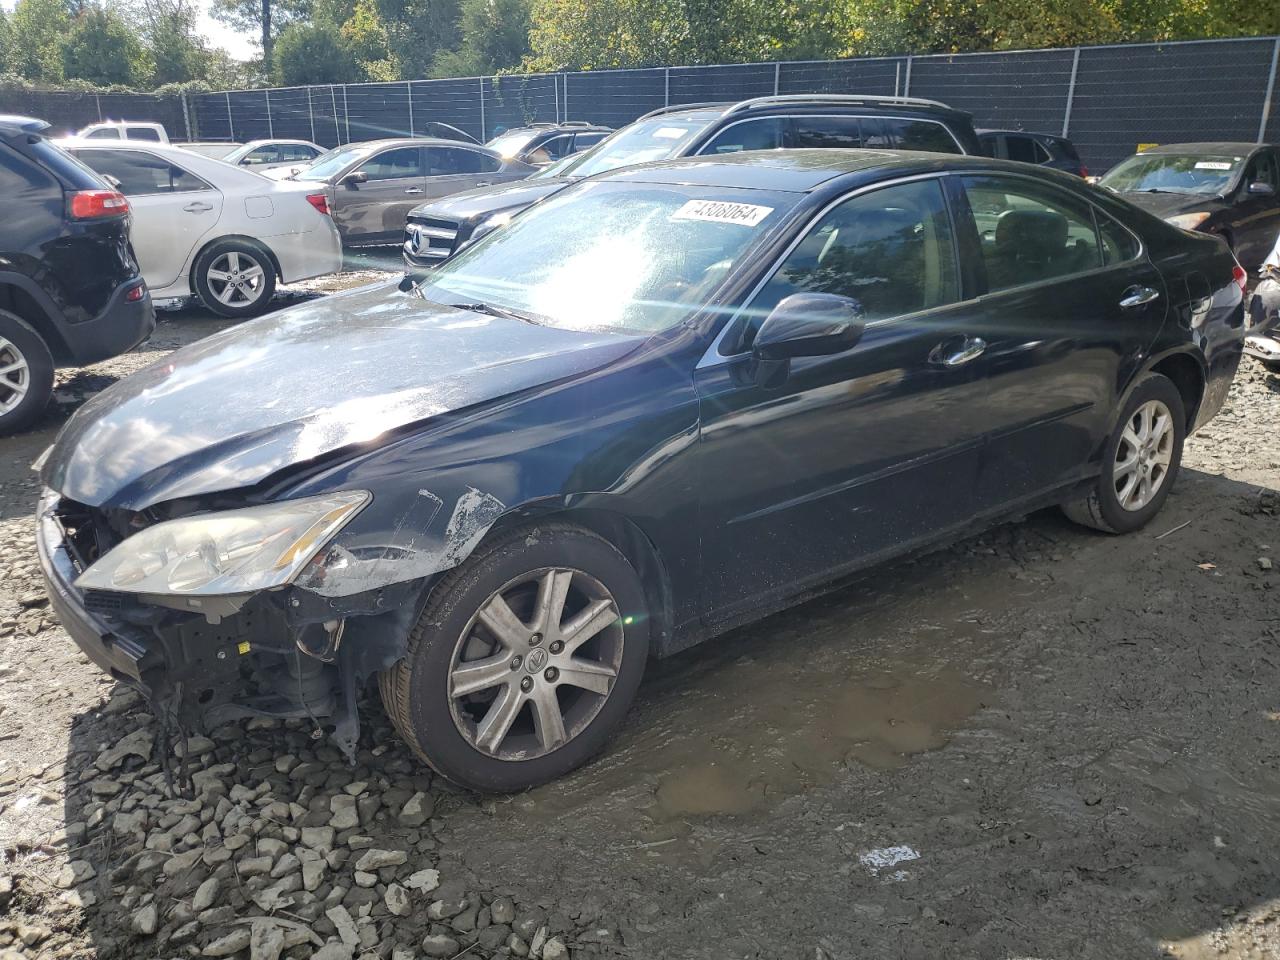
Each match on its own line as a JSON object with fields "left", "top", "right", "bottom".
{"left": 699, "top": 117, "right": 788, "bottom": 155}
{"left": 1097, "top": 213, "right": 1140, "bottom": 264}
{"left": 748, "top": 178, "right": 960, "bottom": 336}
{"left": 888, "top": 119, "right": 961, "bottom": 154}
{"left": 76, "top": 149, "right": 212, "bottom": 195}
{"left": 358, "top": 147, "right": 424, "bottom": 180}
{"left": 961, "top": 176, "right": 1104, "bottom": 291}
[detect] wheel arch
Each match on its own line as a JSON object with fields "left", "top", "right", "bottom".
{"left": 1146, "top": 348, "right": 1206, "bottom": 431}
{"left": 187, "top": 234, "right": 282, "bottom": 296}
{"left": 0, "top": 275, "right": 71, "bottom": 364}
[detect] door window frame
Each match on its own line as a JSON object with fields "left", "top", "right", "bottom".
{"left": 693, "top": 114, "right": 968, "bottom": 158}
{"left": 75, "top": 148, "right": 215, "bottom": 196}
{"left": 697, "top": 172, "right": 966, "bottom": 366}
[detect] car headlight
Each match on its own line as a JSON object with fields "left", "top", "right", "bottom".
{"left": 1165, "top": 212, "right": 1211, "bottom": 231}
{"left": 75, "top": 491, "right": 370, "bottom": 596}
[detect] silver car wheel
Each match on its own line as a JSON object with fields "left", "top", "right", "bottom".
{"left": 1114, "top": 399, "right": 1174, "bottom": 512}
{"left": 448, "top": 567, "right": 623, "bottom": 760}
{"left": 206, "top": 251, "right": 267, "bottom": 307}
{"left": 0, "top": 335, "right": 30, "bottom": 415}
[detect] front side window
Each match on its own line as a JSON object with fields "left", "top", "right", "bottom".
{"left": 416, "top": 181, "right": 798, "bottom": 335}
{"left": 1244, "top": 151, "right": 1280, "bottom": 190}
{"left": 285, "top": 144, "right": 321, "bottom": 162}
{"left": 1099, "top": 152, "right": 1245, "bottom": 196}
{"left": 573, "top": 132, "right": 608, "bottom": 151}
{"left": 699, "top": 118, "right": 787, "bottom": 155}
{"left": 243, "top": 145, "right": 281, "bottom": 165}
{"left": 748, "top": 178, "right": 960, "bottom": 335}
{"left": 962, "top": 176, "right": 1104, "bottom": 291}
{"left": 359, "top": 147, "right": 424, "bottom": 181}
{"left": 77, "top": 149, "right": 212, "bottom": 195}
{"left": 487, "top": 130, "right": 540, "bottom": 159}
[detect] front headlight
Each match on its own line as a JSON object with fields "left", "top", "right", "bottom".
{"left": 1165, "top": 212, "right": 1211, "bottom": 231}
{"left": 76, "top": 491, "right": 370, "bottom": 597}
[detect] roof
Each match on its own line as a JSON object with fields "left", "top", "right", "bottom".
{"left": 503, "top": 122, "right": 612, "bottom": 133}
{"left": 603, "top": 147, "right": 1084, "bottom": 192}
{"left": 341, "top": 137, "right": 492, "bottom": 150}
{"left": 1143, "top": 142, "right": 1265, "bottom": 155}
{"left": 238, "top": 138, "right": 320, "bottom": 147}
{"left": 0, "top": 115, "right": 50, "bottom": 138}
{"left": 644, "top": 93, "right": 969, "bottom": 123}
{"left": 976, "top": 128, "right": 1067, "bottom": 140}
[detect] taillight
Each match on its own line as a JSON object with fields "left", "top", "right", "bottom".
{"left": 125, "top": 283, "right": 145, "bottom": 302}
{"left": 306, "top": 193, "right": 330, "bottom": 216}
{"left": 1232, "top": 262, "right": 1247, "bottom": 295}
{"left": 69, "top": 189, "right": 129, "bottom": 219}
{"left": 1079, "top": 164, "right": 1089, "bottom": 179}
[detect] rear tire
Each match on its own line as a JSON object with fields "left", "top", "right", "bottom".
{"left": 192, "top": 239, "right": 277, "bottom": 318}
{"left": 1062, "top": 373, "right": 1185, "bottom": 534}
{"left": 0, "top": 309, "right": 54, "bottom": 436}
{"left": 381, "top": 523, "right": 650, "bottom": 793}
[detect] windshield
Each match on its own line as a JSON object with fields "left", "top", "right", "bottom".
{"left": 550, "top": 115, "right": 716, "bottom": 180}
{"left": 415, "top": 180, "right": 796, "bottom": 335}
{"left": 1100, "top": 153, "right": 1244, "bottom": 195}
{"left": 294, "top": 144, "right": 374, "bottom": 180}
{"left": 488, "top": 130, "right": 541, "bottom": 159}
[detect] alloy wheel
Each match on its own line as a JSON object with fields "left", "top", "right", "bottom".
{"left": 206, "top": 251, "right": 267, "bottom": 307}
{"left": 448, "top": 567, "right": 623, "bottom": 760}
{"left": 0, "top": 335, "right": 30, "bottom": 416}
{"left": 1114, "top": 399, "right": 1174, "bottom": 511}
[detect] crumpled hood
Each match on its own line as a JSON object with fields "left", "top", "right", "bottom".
{"left": 407, "top": 177, "right": 570, "bottom": 224}
{"left": 1115, "top": 190, "right": 1218, "bottom": 220}
{"left": 43, "top": 282, "right": 641, "bottom": 510}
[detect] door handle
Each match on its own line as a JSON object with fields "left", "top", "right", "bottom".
{"left": 404, "top": 187, "right": 423, "bottom": 195}
{"left": 1119, "top": 285, "right": 1160, "bottom": 308}
{"left": 929, "top": 336, "right": 987, "bottom": 367}
{"left": 474, "top": 181, "right": 491, "bottom": 187}
{"left": 183, "top": 201, "right": 213, "bottom": 213}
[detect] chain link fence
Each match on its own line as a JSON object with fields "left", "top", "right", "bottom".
{"left": 4, "top": 35, "right": 1276, "bottom": 173}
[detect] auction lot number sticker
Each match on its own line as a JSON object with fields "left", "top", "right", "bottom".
{"left": 673, "top": 199, "right": 774, "bottom": 226}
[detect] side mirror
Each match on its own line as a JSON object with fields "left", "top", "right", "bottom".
{"left": 341, "top": 170, "right": 368, "bottom": 186}
{"left": 753, "top": 292, "right": 866, "bottom": 362}
{"left": 1248, "top": 181, "right": 1276, "bottom": 197}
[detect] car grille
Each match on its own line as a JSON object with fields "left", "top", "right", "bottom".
{"left": 405, "top": 217, "right": 460, "bottom": 261}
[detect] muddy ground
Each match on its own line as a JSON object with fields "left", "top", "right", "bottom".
{"left": 0, "top": 269, "right": 1278, "bottom": 960}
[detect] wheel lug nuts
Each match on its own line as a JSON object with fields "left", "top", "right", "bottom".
{"left": 520, "top": 676, "right": 534, "bottom": 692}
{"left": 510, "top": 655, "right": 523, "bottom": 671}
{"left": 544, "top": 667, "right": 559, "bottom": 682}
{"left": 529, "top": 632, "right": 543, "bottom": 646}
{"left": 548, "top": 640, "right": 563, "bottom": 654}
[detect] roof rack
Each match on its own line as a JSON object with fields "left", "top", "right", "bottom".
{"left": 724, "top": 93, "right": 953, "bottom": 114}
{"left": 637, "top": 101, "right": 733, "bottom": 121}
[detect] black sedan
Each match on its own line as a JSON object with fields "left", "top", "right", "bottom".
{"left": 37, "top": 150, "right": 1244, "bottom": 792}
{"left": 1098, "top": 142, "right": 1280, "bottom": 270}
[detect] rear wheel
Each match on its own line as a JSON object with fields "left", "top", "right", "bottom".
{"left": 381, "top": 523, "right": 649, "bottom": 792}
{"left": 193, "top": 240, "right": 276, "bottom": 318}
{"left": 0, "top": 309, "right": 54, "bottom": 436}
{"left": 1062, "top": 373, "right": 1185, "bottom": 533}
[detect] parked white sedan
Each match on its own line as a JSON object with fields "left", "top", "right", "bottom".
{"left": 63, "top": 141, "right": 343, "bottom": 318}
{"left": 222, "top": 139, "right": 325, "bottom": 172}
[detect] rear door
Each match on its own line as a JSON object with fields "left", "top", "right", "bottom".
{"left": 946, "top": 173, "right": 1167, "bottom": 510}
{"left": 74, "top": 147, "right": 223, "bottom": 290}
{"left": 422, "top": 146, "right": 507, "bottom": 198}
{"left": 332, "top": 145, "right": 426, "bottom": 243}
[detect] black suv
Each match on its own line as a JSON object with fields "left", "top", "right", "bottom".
{"left": 486, "top": 121, "right": 613, "bottom": 167}
{"left": 0, "top": 116, "right": 154, "bottom": 433}
{"left": 977, "top": 129, "right": 1088, "bottom": 178}
{"left": 403, "top": 94, "right": 981, "bottom": 270}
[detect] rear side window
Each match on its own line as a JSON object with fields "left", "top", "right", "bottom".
{"left": 427, "top": 147, "right": 500, "bottom": 175}
{"left": 961, "top": 175, "right": 1104, "bottom": 291}
{"left": 749, "top": 178, "right": 960, "bottom": 330}
{"left": 1004, "top": 135, "right": 1043, "bottom": 164}
{"left": 284, "top": 144, "right": 321, "bottom": 162}
{"left": 888, "top": 119, "right": 961, "bottom": 154}
{"left": 85, "top": 127, "right": 121, "bottom": 140}
{"left": 128, "top": 127, "right": 163, "bottom": 142}
{"left": 541, "top": 136, "right": 574, "bottom": 161}
{"left": 27, "top": 138, "right": 107, "bottom": 189}
{"left": 791, "top": 116, "right": 865, "bottom": 149}
{"left": 699, "top": 117, "right": 787, "bottom": 155}
{"left": 77, "top": 149, "right": 212, "bottom": 195}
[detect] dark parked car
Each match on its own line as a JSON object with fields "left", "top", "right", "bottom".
{"left": 1098, "top": 142, "right": 1280, "bottom": 270}
{"left": 39, "top": 150, "right": 1244, "bottom": 792}
{"left": 486, "top": 122, "right": 613, "bottom": 167}
{"left": 272, "top": 137, "right": 534, "bottom": 245}
{"left": 0, "top": 115, "right": 154, "bottom": 434}
{"left": 978, "top": 129, "right": 1087, "bottom": 177}
{"left": 403, "top": 93, "right": 983, "bottom": 269}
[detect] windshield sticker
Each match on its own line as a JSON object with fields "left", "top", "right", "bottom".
{"left": 653, "top": 127, "right": 691, "bottom": 139}
{"left": 673, "top": 199, "right": 774, "bottom": 227}
{"left": 1194, "top": 161, "right": 1233, "bottom": 170}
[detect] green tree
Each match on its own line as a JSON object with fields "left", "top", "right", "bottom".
{"left": 376, "top": 0, "right": 462, "bottom": 79}
{"left": 7, "top": 0, "right": 71, "bottom": 82}
{"left": 62, "top": 6, "right": 148, "bottom": 86}
{"left": 432, "top": 0, "right": 531, "bottom": 76}
{"left": 211, "top": 0, "right": 312, "bottom": 75}
{"left": 341, "top": 0, "right": 395, "bottom": 80}
{"left": 272, "top": 21, "right": 362, "bottom": 84}
{"left": 0, "top": 9, "right": 10, "bottom": 74}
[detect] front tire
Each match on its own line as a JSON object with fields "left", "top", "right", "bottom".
{"left": 381, "top": 523, "right": 650, "bottom": 792}
{"left": 1062, "top": 373, "right": 1185, "bottom": 533}
{"left": 192, "top": 240, "right": 276, "bottom": 318}
{"left": 0, "top": 309, "right": 54, "bottom": 436}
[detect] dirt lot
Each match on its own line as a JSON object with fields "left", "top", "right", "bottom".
{"left": 0, "top": 276, "right": 1278, "bottom": 960}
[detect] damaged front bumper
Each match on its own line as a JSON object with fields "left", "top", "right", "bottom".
{"left": 35, "top": 491, "right": 422, "bottom": 759}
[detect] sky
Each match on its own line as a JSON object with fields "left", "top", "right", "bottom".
{"left": 0, "top": 0, "right": 257, "bottom": 62}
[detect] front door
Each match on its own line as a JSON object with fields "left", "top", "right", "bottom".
{"left": 75, "top": 147, "right": 223, "bottom": 291}
{"left": 1232, "top": 149, "right": 1280, "bottom": 270}
{"left": 695, "top": 177, "right": 985, "bottom": 623}
{"left": 949, "top": 173, "right": 1167, "bottom": 510}
{"left": 332, "top": 146, "right": 426, "bottom": 243}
